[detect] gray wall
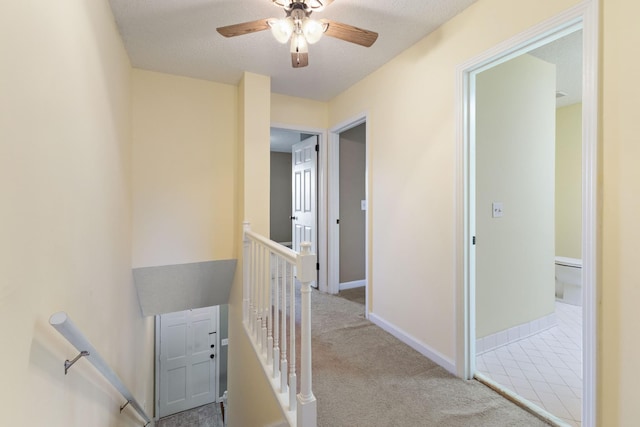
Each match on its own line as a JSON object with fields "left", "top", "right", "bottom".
{"left": 339, "top": 123, "right": 366, "bottom": 284}
{"left": 270, "top": 152, "right": 292, "bottom": 244}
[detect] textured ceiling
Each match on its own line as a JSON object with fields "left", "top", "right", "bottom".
{"left": 108, "top": 0, "right": 582, "bottom": 106}
{"left": 269, "top": 30, "right": 584, "bottom": 151}
{"left": 109, "top": 0, "right": 479, "bottom": 101}
{"left": 529, "top": 29, "right": 583, "bottom": 108}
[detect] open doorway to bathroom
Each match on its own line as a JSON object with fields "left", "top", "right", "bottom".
{"left": 459, "top": 4, "right": 599, "bottom": 425}
{"left": 472, "top": 29, "right": 584, "bottom": 426}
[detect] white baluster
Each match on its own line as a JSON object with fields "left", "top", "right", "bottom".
{"left": 273, "top": 256, "right": 280, "bottom": 379}
{"left": 281, "top": 262, "right": 289, "bottom": 394}
{"left": 253, "top": 242, "right": 259, "bottom": 341}
{"left": 267, "top": 252, "right": 274, "bottom": 365}
{"left": 251, "top": 240, "right": 257, "bottom": 336}
{"left": 242, "top": 222, "right": 250, "bottom": 325}
{"left": 289, "top": 260, "right": 296, "bottom": 412}
{"left": 297, "top": 242, "right": 317, "bottom": 427}
{"left": 261, "top": 246, "right": 268, "bottom": 355}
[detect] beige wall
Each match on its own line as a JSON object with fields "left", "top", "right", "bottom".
{"left": 228, "top": 73, "right": 286, "bottom": 427}
{"left": 601, "top": 0, "right": 640, "bottom": 424}
{"left": 0, "top": 1, "right": 153, "bottom": 426}
{"left": 271, "top": 93, "right": 329, "bottom": 129}
{"left": 555, "top": 103, "right": 582, "bottom": 259}
{"left": 329, "top": 0, "right": 581, "bottom": 362}
{"left": 132, "top": 70, "right": 238, "bottom": 268}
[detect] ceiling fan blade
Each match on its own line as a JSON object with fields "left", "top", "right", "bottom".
{"left": 216, "top": 19, "right": 271, "bottom": 38}
{"left": 275, "top": 0, "right": 335, "bottom": 10}
{"left": 291, "top": 51, "right": 309, "bottom": 68}
{"left": 321, "top": 19, "right": 378, "bottom": 47}
{"left": 308, "top": 0, "right": 335, "bottom": 10}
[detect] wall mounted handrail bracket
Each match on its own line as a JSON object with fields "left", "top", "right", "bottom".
{"left": 64, "top": 350, "right": 90, "bottom": 375}
{"left": 49, "top": 311, "right": 151, "bottom": 425}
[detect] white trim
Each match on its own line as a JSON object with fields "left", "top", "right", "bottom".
{"left": 327, "top": 131, "right": 340, "bottom": 295}
{"left": 475, "top": 372, "right": 567, "bottom": 427}
{"left": 154, "top": 316, "right": 160, "bottom": 422}
{"left": 455, "top": 1, "right": 598, "bottom": 426}
{"left": 328, "top": 114, "right": 369, "bottom": 318}
{"left": 339, "top": 280, "right": 366, "bottom": 291}
{"left": 271, "top": 122, "right": 328, "bottom": 293}
{"left": 580, "top": 2, "right": 599, "bottom": 426}
{"left": 369, "top": 313, "right": 456, "bottom": 375}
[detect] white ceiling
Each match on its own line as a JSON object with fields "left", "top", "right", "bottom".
{"left": 108, "top": 0, "right": 479, "bottom": 101}
{"left": 108, "top": 0, "right": 582, "bottom": 113}
{"left": 529, "top": 29, "right": 583, "bottom": 108}
{"left": 267, "top": 30, "right": 584, "bottom": 152}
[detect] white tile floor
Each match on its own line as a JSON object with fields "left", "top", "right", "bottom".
{"left": 477, "top": 301, "right": 582, "bottom": 426}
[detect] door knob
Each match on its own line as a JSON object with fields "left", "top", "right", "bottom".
{"left": 210, "top": 354, "right": 215, "bottom": 359}
{"left": 210, "top": 344, "right": 215, "bottom": 348}
{"left": 289, "top": 216, "right": 298, "bottom": 220}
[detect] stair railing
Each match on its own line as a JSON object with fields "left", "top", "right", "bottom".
{"left": 243, "top": 222, "right": 317, "bottom": 427}
{"left": 49, "top": 312, "right": 151, "bottom": 426}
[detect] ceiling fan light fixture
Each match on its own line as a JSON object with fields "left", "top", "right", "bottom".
{"left": 268, "top": 17, "right": 294, "bottom": 43}
{"left": 302, "top": 18, "right": 326, "bottom": 44}
{"left": 290, "top": 33, "right": 308, "bottom": 53}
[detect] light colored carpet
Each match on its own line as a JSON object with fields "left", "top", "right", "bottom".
{"left": 156, "top": 402, "right": 223, "bottom": 427}
{"left": 309, "top": 289, "right": 550, "bottom": 427}
{"left": 337, "top": 286, "right": 366, "bottom": 306}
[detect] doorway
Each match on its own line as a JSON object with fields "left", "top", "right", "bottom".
{"left": 270, "top": 126, "right": 324, "bottom": 289}
{"left": 457, "top": 2, "right": 598, "bottom": 427}
{"left": 156, "top": 306, "right": 219, "bottom": 418}
{"left": 328, "top": 116, "right": 369, "bottom": 316}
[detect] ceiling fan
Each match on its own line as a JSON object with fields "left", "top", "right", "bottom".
{"left": 216, "top": 0, "right": 378, "bottom": 68}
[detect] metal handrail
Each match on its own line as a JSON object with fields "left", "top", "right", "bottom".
{"left": 49, "top": 312, "right": 151, "bottom": 426}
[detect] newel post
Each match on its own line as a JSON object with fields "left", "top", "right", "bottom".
{"left": 297, "top": 242, "right": 317, "bottom": 427}
{"left": 242, "top": 221, "right": 251, "bottom": 325}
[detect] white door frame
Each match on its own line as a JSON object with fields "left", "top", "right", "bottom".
{"left": 455, "top": 1, "right": 599, "bottom": 426}
{"left": 328, "top": 114, "right": 369, "bottom": 315}
{"left": 271, "top": 122, "right": 328, "bottom": 293}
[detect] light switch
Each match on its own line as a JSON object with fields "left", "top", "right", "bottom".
{"left": 492, "top": 202, "right": 504, "bottom": 218}
{"left": 361, "top": 200, "right": 367, "bottom": 211}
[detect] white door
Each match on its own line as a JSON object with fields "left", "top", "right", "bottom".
{"left": 291, "top": 136, "right": 318, "bottom": 261}
{"left": 158, "top": 307, "right": 218, "bottom": 417}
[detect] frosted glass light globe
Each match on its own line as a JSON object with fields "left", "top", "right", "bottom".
{"left": 268, "top": 17, "right": 294, "bottom": 43}
{"left": 302, "top": 18, "right": 325, "bottom": 44}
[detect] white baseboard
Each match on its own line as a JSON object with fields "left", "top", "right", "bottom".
{"left": 339, "top": 280, "right": 366, "bottom": 291}
{"left": 476, "top": 311, "right": 557, "bottom": 355}
{"left": 369, "top": 313, "right": 456, "bottom": 375}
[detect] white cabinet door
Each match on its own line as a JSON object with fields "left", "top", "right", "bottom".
{"left": 159, "top": 307, "right": 217, "bottom": 417}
